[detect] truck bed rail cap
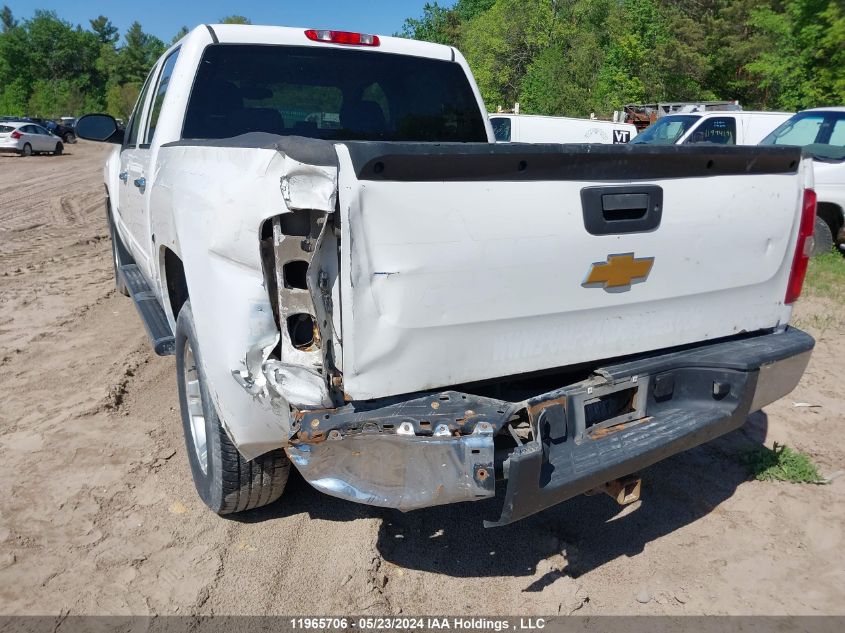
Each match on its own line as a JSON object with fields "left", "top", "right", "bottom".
{"left": 162, "top": 132, "right": 338, "bottom": 167}
{"left": 342, "top": 141, "right": 802, "bottom": 182}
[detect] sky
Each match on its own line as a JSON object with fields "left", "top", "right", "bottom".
{"left": 5, "top": 1, "right": 448, "bottom": 43}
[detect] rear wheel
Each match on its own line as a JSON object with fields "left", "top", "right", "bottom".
{"left": 812, "top": 216, "right": 834, "bottom": 257}
{"left": 175, "top": 301, "right": 290, "bottom": 514}
{"left": 63, "top": 132, "right": 76, "bottom": 144}
{"left": 21, "top": 143, "right": 32, "bottom": 157}
{"left": 53, "top": 143, "right": 63, "bottom": 156}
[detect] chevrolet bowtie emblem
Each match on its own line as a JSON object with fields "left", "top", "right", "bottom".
{"left": 582, "top": 253, "right": 654, "bottom": 292}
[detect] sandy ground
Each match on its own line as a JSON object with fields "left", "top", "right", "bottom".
{"left": 0, "top": 142, "right": 844, "bottom": 617}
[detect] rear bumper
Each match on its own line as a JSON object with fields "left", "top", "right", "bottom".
{"left": 0, "top": 146, "right": 20, "bottom": 154}
{"left": 286, "top": 328, "right": 814, "bottom": 526}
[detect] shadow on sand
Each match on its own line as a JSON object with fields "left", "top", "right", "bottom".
{"left": 231, "top": 412, "right": 768, "bottom": 585}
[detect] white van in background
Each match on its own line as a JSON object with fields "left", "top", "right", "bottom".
{"left": 490, "top": 113, "right": 637, "bottom": 144}
{"left": 630, "top": 111, "right": 793, "bottom": 146}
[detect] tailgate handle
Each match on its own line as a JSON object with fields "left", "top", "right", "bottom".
{"left": 602, "top": 193, "right": 649, "bottom": 220}
{"left": 581, "top": 185, "right": 663, "bottom": 235}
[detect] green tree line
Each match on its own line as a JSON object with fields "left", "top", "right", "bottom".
{"left": 0, "top": 8, "right": 250, "bottom": 119}
{"left": 2, "top": 3, "right": 841, "bottom": 120}
{"left": 401, "top": 0, "right": 845, "bottom": 116}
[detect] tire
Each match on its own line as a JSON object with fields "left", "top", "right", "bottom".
{"left": 63, "top": 132, "right": 76, "bottom": 144}
{"left": 21, "top": 143, "right": 32, "bottom": 157}
{"left": 107, "top": 208, "right": 130, "bottom": 296}
{"left": 812, "top": 216, "right": 834, "bottom": 257}
{"left": 175, "top": 301, "right": 290, "bottom": 514}
{"left": 53, "top": 143, "right": 63, "bottom": 156}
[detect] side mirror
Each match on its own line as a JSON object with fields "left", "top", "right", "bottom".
{"left": 76, "top": 113, "right": 124, "bottom": 144}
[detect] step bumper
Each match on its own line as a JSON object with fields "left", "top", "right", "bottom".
{"left": 286, "top": 328, "right": 814, "bottom": 526}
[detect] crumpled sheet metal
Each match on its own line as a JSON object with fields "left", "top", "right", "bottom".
{"left": 286, "top": 424, "right": 495, "bottom": 510}
{"left": 264, "top": 361, "right": 333, "bottom": 410}
{"left": 279, "top": 154, "right": 337, "bottom": 213}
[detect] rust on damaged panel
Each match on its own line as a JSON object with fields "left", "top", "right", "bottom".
{"left": 587, "top": 416, "right": 651, "bottom": 440}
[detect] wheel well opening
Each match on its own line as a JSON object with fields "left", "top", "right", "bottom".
{"left": 164, "top": 249, "right": 189, "bottom": 321}
{"left": 817, "top": 202, "right": 843, "bottom": 234}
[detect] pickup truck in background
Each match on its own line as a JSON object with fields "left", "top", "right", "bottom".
{"left": 77, "top": 24, "right": 815, "bottom": 527}
{"left": 761, "top": 107, "right": 845, "bottom": 256}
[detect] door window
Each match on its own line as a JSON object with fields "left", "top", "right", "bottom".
{"left": 685, "top": 117, "right": 736, "bottom": 145}
{"left": 144, "top": 49, "right": 180, "bottom": 145}
{"left": 629, "top": 115, "right": 699, "bottom": 144}
{"left": 125, "top": 68, "right": 157, "bottom": 148}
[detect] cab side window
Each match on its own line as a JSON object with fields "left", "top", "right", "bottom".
{"left": 144, "top": 50, "right": 180, "bottom": 145}
{"left": 686, "top": 117, "right": 736, "bottom": 145}
{"left": 125, "top": 68, "right": 157, "bottom": 148}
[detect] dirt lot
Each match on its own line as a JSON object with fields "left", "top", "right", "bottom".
{"left": 1, "top": 142, "right": 844, "bottom": 617}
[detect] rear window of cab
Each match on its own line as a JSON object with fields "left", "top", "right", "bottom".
{"left": 182, "top": 44, "right": 488, "bottom": 142}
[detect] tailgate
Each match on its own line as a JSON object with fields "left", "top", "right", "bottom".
{"left": 335, "top": 143, "right": 804, "bottom": 400}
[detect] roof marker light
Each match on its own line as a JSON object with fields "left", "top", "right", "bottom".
{"left": 304, "top": 29, "right": 380, "bottom": 46}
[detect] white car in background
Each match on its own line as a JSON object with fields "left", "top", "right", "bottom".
{"left": 760, "top": 107, "right": 845, "bottom": 255}
{"left": 0, "top": 121, "right": 65, "bottom": 156}
{"left": 631, "top": 111, "right": 793, "bottom": 146}
{"left": 490, "top": 113, "right": 637, "bottom": 144}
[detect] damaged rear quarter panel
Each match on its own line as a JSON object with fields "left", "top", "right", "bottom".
{"left": 155, "top": 144, "right": 338, "bottom": 459}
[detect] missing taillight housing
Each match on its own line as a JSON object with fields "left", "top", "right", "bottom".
{"left": 304, "top": 29, "right": 380, "bottom": 46}
{"left": 785, "top": 188, "right": 817, "bottom": 305}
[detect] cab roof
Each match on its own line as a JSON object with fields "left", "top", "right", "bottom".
{"left": 198, "top": 23, "right": 456, "bottom": 62}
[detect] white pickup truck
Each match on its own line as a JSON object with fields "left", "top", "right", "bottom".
{"left": 760, "top": 107, "right": 845, "bottom": 254}
{"left": 77, "top": 24, "right": 816, "bottom": 527}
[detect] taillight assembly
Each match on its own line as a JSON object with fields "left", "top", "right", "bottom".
{"left": 785, "top": 188, "right": 817, "bottom": 304}
{"left": 10, "top": 130, "right": 21, "bottom": 139}
{"left": 304, "top": 29, "right": 380, "bottom": 46}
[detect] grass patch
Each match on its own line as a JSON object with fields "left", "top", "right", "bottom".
{"left": 803, "top": 249, "right": 845, "bottom": 303}
{"left": 743, "top": 442, "right": 824, "bottom": 484}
